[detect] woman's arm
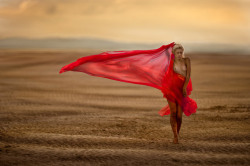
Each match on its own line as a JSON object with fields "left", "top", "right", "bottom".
{"left": 183, "top": 57, "right": 191, "bottom": 97}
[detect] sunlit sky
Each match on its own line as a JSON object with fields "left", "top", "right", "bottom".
{"left": 0, "top": 0, "right": 249, "bottom": 45}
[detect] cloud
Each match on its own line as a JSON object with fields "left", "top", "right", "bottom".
{"left": 0, "top": 0, "right": 249, "bottom": 45}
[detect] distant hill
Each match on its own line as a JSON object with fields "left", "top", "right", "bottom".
{"left": 0, "top": 37, "right": 159, "bottom": 50}
{"left": 0, "top": 37, "right": 249, "bottom": 55}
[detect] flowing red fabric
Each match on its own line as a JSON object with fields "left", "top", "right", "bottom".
{"left": 59, "top": 42, "right": 197, "bottom": 116}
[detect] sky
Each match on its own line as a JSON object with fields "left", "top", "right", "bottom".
{"left": 0, "top": 0, "right": 249, "bottom": 45}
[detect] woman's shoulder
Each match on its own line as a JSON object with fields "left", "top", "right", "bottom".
{"left": 184, "top": 57, "right": 191, "bottom": 66}
{"left": 184, "top": 57, "right": 191, "bottom": 62}
{"left": 184, "top": 57, "right": 190, "bottom": 61}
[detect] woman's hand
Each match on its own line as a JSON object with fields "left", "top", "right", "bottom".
{"left": 183, "top": 87, "right": 187, "bottom": 97}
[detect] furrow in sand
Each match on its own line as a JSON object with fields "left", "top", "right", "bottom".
{"left": 1, "top": 132, "right": 249, "bottom": 155}
{"left": 1, "top": 142, "right": 249, "bottom": 166}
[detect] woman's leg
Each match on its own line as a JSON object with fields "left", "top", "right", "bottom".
{"left": 167, "top": 99, "right": 178, "bottom": 144}
{"left": 176, "top": 104, "right": 183, "bottom": 136}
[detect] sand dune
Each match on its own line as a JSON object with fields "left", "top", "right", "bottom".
{"left": 0, "top": 50, "right": 249, "bottom": 165}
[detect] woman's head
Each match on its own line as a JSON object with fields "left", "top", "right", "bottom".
{"left": 172, "top": 43, "right": 185, "bottom": 60}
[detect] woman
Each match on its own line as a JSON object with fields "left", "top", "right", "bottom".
{"left": 59, "top": 42, "right": 197, "bottom": 144}
{"left": 159, "top": 43, "right": 197, "bottom": 144}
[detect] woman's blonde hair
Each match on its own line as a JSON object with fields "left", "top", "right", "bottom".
{"left": 172, "top": 43, "right": 184, "bottom": 56}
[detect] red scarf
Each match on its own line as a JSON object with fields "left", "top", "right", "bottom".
{"left": 59, "top": 42, "right": 197, "bottom": 116}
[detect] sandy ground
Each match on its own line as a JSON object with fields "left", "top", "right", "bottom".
{"left": 0, "top": 50, "right": 249, "bottom": 166}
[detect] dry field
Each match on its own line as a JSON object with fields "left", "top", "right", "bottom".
{"left": 0, "top": 50, "right": 249, "bottom": 165}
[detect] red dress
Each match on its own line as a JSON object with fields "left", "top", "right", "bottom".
{"left": 59, "top": 42, "right": 197, "bottom": 116}
{"left": 159, "top": 52, "right": 197, "bottom": 116}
